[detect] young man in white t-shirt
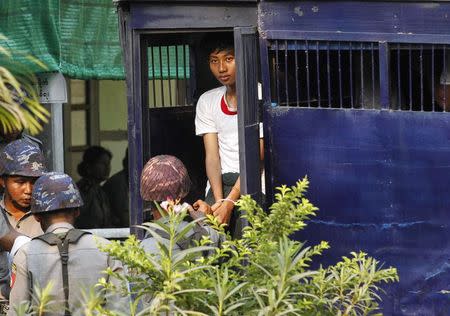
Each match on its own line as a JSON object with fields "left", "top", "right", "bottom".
{"left": 195, "top": 34, "right": 264, "bottom": 232}
{"left": 195, "top": 35, "right": 242, "bottom": 226}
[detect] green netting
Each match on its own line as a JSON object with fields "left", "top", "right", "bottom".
{"left": 0, "top": 0, "right": 189, "bottom": 80}
{"left": 148, "top": 46, "right": 191, "bottom": 79}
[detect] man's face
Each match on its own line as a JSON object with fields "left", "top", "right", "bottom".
{"left": 209, "top": 49, "right": 236, "bottom": 87}
{"left": 436, "top": 84, "right": 450, "bottom": 111}
{"left": 92, "top": 153, "right": 111, "bottom": 182}
{"left": 1, "top": 176, "right": 37, "bottom": 210}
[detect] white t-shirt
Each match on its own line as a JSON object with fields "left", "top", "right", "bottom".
{"left": 195, "top": 86, "right": 240, "bottom": 174}
{"left": 195, "top": 86, "right": 265, "bottom": 194}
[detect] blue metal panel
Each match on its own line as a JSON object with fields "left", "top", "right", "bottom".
{"left": 259, "top": 1, "right": 450, "bottom": 43}
{"left": 130, "top": 3, "right": 256, "bottom": 29}
{"left": 235, "top": 27, "right": 261, "bottom": 202}
{"left": 127, "top": 32, "right": 145, "bottom": 239}
{"left": 265, "top": 107, "right": 450, "bottom": 314}
{"left": 117, "top": 6, "right": 145, "bottom": 237}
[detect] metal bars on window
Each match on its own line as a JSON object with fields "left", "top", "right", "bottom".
{"left": 390, "top": 44, "right": 450, "bottom": 112}
{"left": 268, "top": 40, "right": 450, "bottom": 112}
{"left": 268, "top": 40, "right": 379, "bottom": 109}
{"left": 147, "top": 45, "right": 192, "bottom": 108}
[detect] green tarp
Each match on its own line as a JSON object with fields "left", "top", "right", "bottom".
{"left": 0, "top": 0, "right": 189, "bottom": 80}
{"left": 0, "top": 0, "right": 124, "bottom": 79}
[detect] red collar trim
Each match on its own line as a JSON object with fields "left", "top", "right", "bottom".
{"left": 221, "top": 95, "right": 237, "bottom": 116}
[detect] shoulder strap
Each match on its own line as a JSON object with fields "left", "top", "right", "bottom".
{"left": 34, "top": 229, "right": 90, "bottom": 245}
{"left": 34, "top": 229, "right": 90, "bottom": 316}
{"left": 34, "top": 232, "right": 61, "bottom": 245}
{"left": 65, "top": 229, "right": 90, "bottom": 243}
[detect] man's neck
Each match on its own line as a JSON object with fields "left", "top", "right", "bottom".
{"left": 226, "top": 84, "right": 236, "bottom": 96}
{"left": 225, "top": 85, "right": 237, "bottom": 109}
{"left": 4, "top": 198, "right": 27, "bottom": 221}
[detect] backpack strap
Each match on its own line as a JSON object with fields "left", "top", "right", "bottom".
{"left": 65, "top": 229, "right": 90, "bottom": 244}
{"left": 35, "top": 229, "right": 90, "bottom": 316}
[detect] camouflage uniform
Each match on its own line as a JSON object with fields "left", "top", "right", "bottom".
{"left": 0, "top": 139, "right": 46, "bottom": 303}
{"left": 8, "top": 172, "right": 128, "bottom": 316}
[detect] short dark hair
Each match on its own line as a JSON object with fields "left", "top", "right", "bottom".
{"left": 204, "top": 32, "right": 234, "bottom": 56}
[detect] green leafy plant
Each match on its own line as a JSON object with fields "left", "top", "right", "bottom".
{"left": 99, "top": 177, "right": 398, "bottom": 316}
{"left": 13, "top": 178, "right": 398, "bottom": 315}
{"left": 0, "top": 34, "right": 49, "bottom": 135}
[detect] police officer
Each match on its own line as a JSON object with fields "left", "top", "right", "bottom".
{"left": 0, "top": 126, "right": 42, "bottom": 200}
{"left": 8, "top": 172, "right": 128, "bottom": 316}
{"left": 0, "top": 139, "right": 47, "bottom": 305}
{"left": 0, "top": 139, "right": 47, "bottom": 237}
{"left": 139, "top": 155, "right": 223, "bottom": 256}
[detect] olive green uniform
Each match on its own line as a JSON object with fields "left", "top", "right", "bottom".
{"left": 0, "top": 199, "right": 43, "bottom": 301}
{"left": 8, "top": 222, "right": 127, "bottom": 316}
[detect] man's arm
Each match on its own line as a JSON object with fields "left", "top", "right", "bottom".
{"left": 212, "top": 177, "right": 239, "bottom": 225}
{"left": 213, "top": 138, "right": 264, "bottom": 225}
{"left": 260, "top": 138, "right": 264, "bottom": 164}
{"left": 203, "top": 133, "right": 223, "bottom": 203}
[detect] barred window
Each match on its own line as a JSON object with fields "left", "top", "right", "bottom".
{"left": 268, "top": 40, "right": 450, "bottom": 112}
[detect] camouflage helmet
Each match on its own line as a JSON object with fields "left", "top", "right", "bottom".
{"left": 140, "top": 155, "right": 191, "bottom": 201}
{"left": 0, "top": 139, "right": 46, "bottom": 177}
{"left": 31, "top": 172, "right": 84, "bottom": 214}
